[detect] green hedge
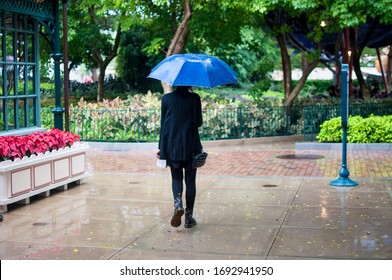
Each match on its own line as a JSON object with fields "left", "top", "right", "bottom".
{"left": 316, "top": 115, "right": 392, "bottom": 143}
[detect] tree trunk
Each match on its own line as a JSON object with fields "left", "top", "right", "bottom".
{"left": 162, "top": 0, "right": 192, "bottom": 93}
{"left": 283, "top": 60, "right": 319, "bottom": 107}
{"left": 349, "top": 28, "right": 368, "bottom": 98}
{"left": 277, "top": 33, "right": 320, "bottom": 107}
{"left": 173, "top": 25, "right": 189, "bottom": 54}
{"left": 97, "top": 66, "right": 105, "bottom": 102}
{"left": 166, "top": 0, "right": 191, "bottom": 57}
{"left": 91, "top": 68, "right": 98, "bottom": 82}
{"left": 276, "top": 33, "right": 292, "bottom": 100}
{"left": 88, "top": 1, "right": 122, "bottom": 102}
{"left": 334, "top": 31, "right": 343, "bottom": 93}
{"left": 386, "top": 46, "right": 392, "bottom": 87}
{"left": 349, "top": 22, "right": 380, "bottom": 98}
{"left": 301, "top": 51, "right": 308, "bottom": 71}
{"left": 93, "top": 24, "right": 122, "bottom": 102}
{"left": 352, "top": 54, "right": 368, "bottom": 98}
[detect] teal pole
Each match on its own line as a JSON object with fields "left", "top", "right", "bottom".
{"left": 52, "top": 0, "right": 64, "bottom": 130}
{"left": 330, "top": 64, "right": 358, "bottom": 187}
{"left": 52, "top": 53, "right": 64, "bottom": 130}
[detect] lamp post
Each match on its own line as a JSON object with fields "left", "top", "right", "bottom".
{"left": 330, "top": 64, "right": 358, "bottom": 187}
{"left": 62, "top": 0, "right": 70, "bottom": 132}
{"left": 51, "top": 0, "right": 64, "bottom": 130}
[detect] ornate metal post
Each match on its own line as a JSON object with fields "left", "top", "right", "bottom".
{"left": 330, "top": 64, "right": 358, "bottom": 187}
{"left": 51, "top": 0, "right": 64, "bottom": 130}
{"left": 62, "top": 0, "right": 70, "bottom": 131}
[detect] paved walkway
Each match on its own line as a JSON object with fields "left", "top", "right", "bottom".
{"left": 87, "top": 139, "right": 392, "bottom": 178}
{"left": 0, "top": 136, "right": 391, "bottom": 260}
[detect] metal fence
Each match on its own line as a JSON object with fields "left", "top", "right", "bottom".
{"left": 41, "top": 103, "right": 392, "bottom": 142}
{"left": 41, "top": 108, "right": 161, "bottom": 142}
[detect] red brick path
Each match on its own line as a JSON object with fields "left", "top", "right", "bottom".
{"left": 87, "top": 145, "right": 392, "bottom": 178}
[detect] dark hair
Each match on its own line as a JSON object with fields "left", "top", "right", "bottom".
{"left": 176, "top": 86, "right": 192, "bottom": 92}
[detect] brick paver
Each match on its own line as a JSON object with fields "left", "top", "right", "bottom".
{"left": 87, "top": 144, "right": 392, "bottom": 178}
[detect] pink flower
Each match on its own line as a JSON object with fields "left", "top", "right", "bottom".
{"left": 0, "top": 129, "right": 81, "bottom": 162}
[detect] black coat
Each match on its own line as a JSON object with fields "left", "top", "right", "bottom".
{"left": 158, "top": 88, "right": 203, "bottom": 161}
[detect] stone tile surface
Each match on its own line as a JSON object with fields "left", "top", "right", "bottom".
{"left": 1, "top": 137, "right": 391, "bottom": 260}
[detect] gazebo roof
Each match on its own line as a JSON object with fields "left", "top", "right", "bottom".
{"left": 0, "top": 0, "right": 55, "bottom": 20}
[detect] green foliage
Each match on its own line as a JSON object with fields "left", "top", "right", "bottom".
{"left": 234, "top": 26, "right": 279, "bottom": 83}
{"left": 40, "top": 90, "right": 301, "bottom": 141}
{"left": 208, "top": 25, "right": 280, "bottom": 102}
{"left": 142, "top": 37, "right": 166, "bottom": 56}
{"left": 116, "top": 25, "right": 157, "bottom": 92}
{"left": 66, "top": 0, "right": 142, "bottom": 100}
{"left": 39, "top": 36, "right": 53, "bottom": 81}
{"left": 328, "top": 0, "right": 390, "bottom": 27}
{"left": 298, "top": 80, "right": 333, "bottom": 96}
{"left": 249, "top": 79, "right": 273, "bottom": 101}
{"left": 67, "top": 92, "right": 161, "bottom": 142}
{"left": 268, "top": 79, "right": 343, "bottom": 105}
{"left": 68, "top": 0, "right": 117, "bottom": 69}
{"left": 316, "top": 115, "right": 392, "bottom": 143}
{"left": 40, "top": 87, "right": 392, "bottom": 143}
{"left": 60, "top": 0, "right": 392, "bottom": 105}
{"left": 199, "top": 105, "right": 298, "bottom": 140}
{"left": 39, "top": 80, "right": 136, "bottom": 107}
{"left": 189, "top": 0, "right": 249, "bottom": 51}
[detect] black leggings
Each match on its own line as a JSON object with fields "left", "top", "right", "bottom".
{"left": 169, "top": 160, "right": 197, "bottom": 212}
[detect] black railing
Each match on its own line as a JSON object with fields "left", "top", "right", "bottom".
{"left": 41, "top": 103, "right": 392, "bottom": 142}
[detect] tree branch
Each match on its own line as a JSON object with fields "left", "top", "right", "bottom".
{"left": 104, "top": 23, "right": 122, "bottom": 68}
{"left": 166, "top": 0, "right": 192, "bottom": 57}
{"left": 283, "top": 59, "right": 319, "bottom": 106}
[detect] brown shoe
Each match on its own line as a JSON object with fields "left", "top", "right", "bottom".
{"left": 170, "top": 208, "right": 184, "bottom": 227}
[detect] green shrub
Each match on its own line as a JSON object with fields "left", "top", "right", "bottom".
{"left": 317, "top": 115, "right": 392, "bottom": 143}
{"left": 66, "top": 92, "right": 161, "bottom": 142}
{"left": 315, "top": 116, "right": 343, "bottom": 142}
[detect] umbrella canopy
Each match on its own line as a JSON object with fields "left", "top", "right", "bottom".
{"left": 147, "top": 53, "right": 237, "bottom": 88}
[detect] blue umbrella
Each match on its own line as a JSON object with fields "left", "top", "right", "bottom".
{"left": 147, "top": 53, "right": 237, "bottom": 88}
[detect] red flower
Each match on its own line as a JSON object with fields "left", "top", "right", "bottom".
{"left": 0, "top": 129, "right": 81, "bottom": 162}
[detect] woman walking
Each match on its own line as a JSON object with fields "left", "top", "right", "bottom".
{"left": 157, "top": 86, "right": 203, "bottom": 228}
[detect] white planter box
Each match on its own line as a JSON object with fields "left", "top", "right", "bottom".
{"left": 0, "top": 142, "right": 89, "bottom": 213}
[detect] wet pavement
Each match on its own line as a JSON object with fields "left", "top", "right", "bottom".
{"left": 0, "top": 136, "right": 391, "bottom": 260}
